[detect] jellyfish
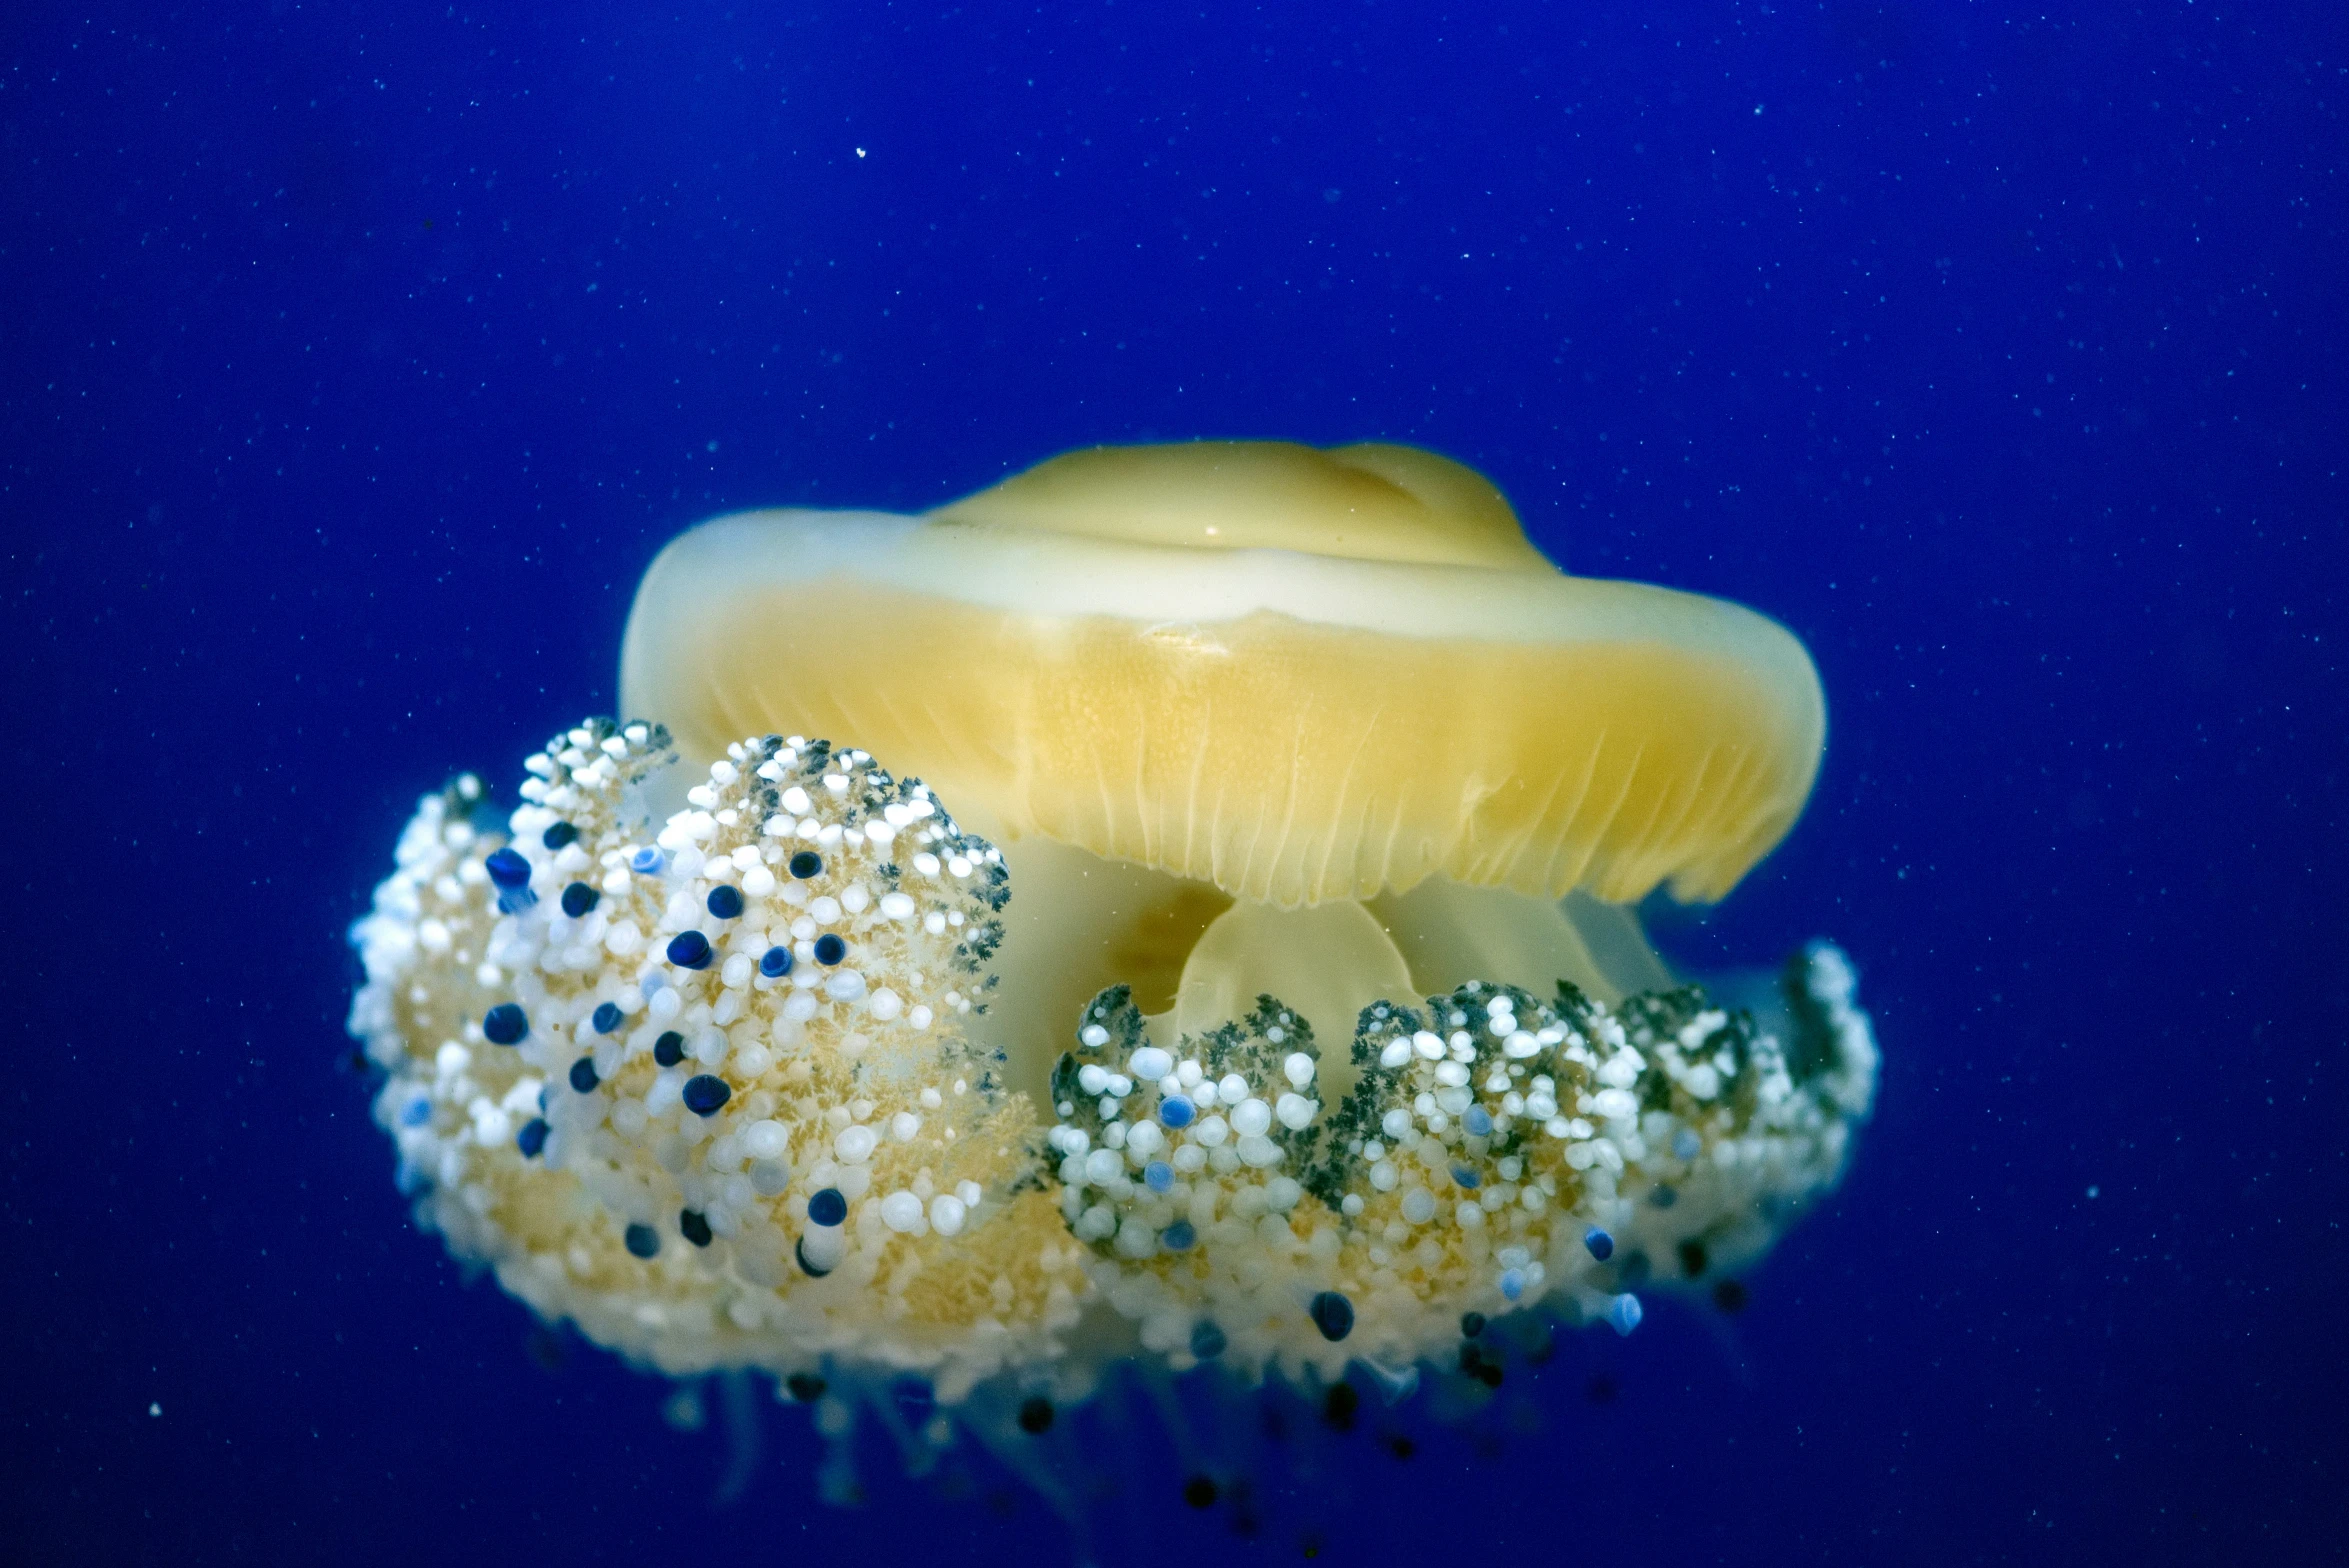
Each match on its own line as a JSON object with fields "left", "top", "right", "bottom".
{"left": 347, "top": 440, "right": 1877, "bottom": 1525}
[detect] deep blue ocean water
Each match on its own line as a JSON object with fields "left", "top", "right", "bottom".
{"left": 4, "top": 3, "right": 2343, "bottom": 1563}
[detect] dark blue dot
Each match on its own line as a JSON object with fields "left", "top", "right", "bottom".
{"left": 624, "top": 1223, "right": 660, "bottom": 1259}
{"left": 806, "top": 1187, "right": 847, "bottom": 1227}
{"left": 1309, "top": 1290, "right": 1355, "bottom": 1343}
{"left": 515, "top": 1118, "right": 549, "bottom": 1158}
{"left": 560, "top": 882, "right": 599, "bottom": 918}
{"left": 813, "top": 933, "right": 847, "bottom": 966}
{"left": 1460, "top": 1311, "right": 1486, "bottom": 1339}
{"left": 1583, "top": 1227, "right": 1615, "bottom": 1262}
{"left": 569, "top": 1057, "right": 600, "bottom": 1094}
{"left": 1450, "top": 1162, "right": 1481, "bottom": 1190}
{"left": 482, "top": 1004, "right": 528, "bottom": 1046}
{"left": 484, "top": 847, "right": 532, "bottom": 890}
{"left": 1463, "top": 1106, "right": 1494, "bottom": 1137}
{"left": 652, "top": 1030, "right": 685, "bottom": 1067}
{"left": 678, "top": 1209, "right": 713, "bottom": 1248}
{"left": 1189, "top": 1321, "right": 1227, "bottom": 1359}
{"left": 541, "top": 821, "right": 579, "bottom": 850}
{"left": 682, "top": 1074, "right": 731, "bottom": 1117}
{"left": 666, "top": 931, "right": 713, "bottom": 969}
{"left": 1158, "top": 1095, "right": 1196, "bottom": 1129}
{"left": 759, "top": 945, "right": 794, "bottom": 979}
{"left": 706, "top": 885, "right": 744, "bottom": 919}
{"left": 400, "top": 1096, "right": 432, "bottom": 1127}
{"left": 795, "top": 1238, "right": 832, "bottom": 1278}
{"left": 592, "top": 1002, "right": 624, "bottom": 1035}
{"left": 789, "top": 850, "right": 823, "bottom": 880}
{"left": 1160, "top": 1220, "right": 1196, "bottom": 1251}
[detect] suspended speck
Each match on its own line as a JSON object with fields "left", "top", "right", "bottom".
{"left": 1323, "top": 1383, "right": 1358, "bottom": 1431}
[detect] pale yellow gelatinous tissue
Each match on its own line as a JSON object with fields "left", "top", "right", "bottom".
{"left": 620, "top": 441, "right": 1825, "bottom": 1097}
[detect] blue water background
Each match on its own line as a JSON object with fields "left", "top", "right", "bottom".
{"left": 4, "top": 3, "right": 2343, "bottom": 1562}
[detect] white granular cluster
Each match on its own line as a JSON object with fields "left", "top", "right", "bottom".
{"left": 347, "top": 720, "right": 1090, "bottom": 1401}
{"left": 1041, "top": 955, "right": 1877, "bottom": 1381}
{"left": 350, "top": 717, "right": 1878, "bottom": 1415}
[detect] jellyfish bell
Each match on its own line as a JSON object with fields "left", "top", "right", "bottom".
{"left": 349, "top": 440, "right": 1877, "bottom": 1522}
{"left": 620, "top": 440, "right": 1826, "bottom": 1097}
